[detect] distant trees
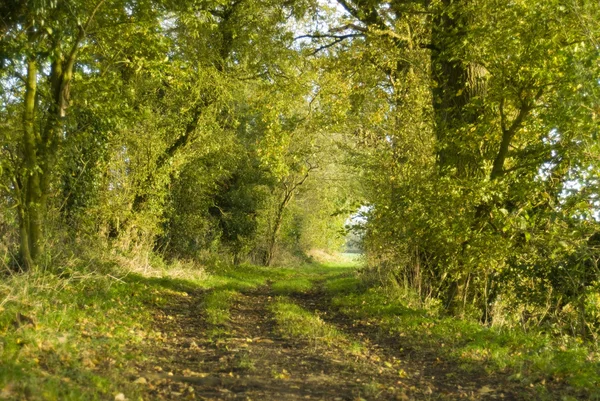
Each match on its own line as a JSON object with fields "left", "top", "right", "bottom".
{"left": 0, "top": 0, "right": 352, "bottom": 270}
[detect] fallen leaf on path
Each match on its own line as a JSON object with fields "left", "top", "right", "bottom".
{"left": 0, "top": 383, "right": 15, "bottom": 398}
{"left": 396, "top": 391, "right": 410, "bottom": 401}
{"left": 479, "top": 385, "right": 494, "bottom": 394}
{"left": 82, "top": 357, "right": 96, "bottom": 368}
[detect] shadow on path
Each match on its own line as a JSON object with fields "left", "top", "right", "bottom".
{"left": 133, "top": 271, "right": 568, "bottom": 401}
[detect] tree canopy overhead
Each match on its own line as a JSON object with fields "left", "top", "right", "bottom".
{"left": 1, "top": 0, "right": 600, "bottom": 337}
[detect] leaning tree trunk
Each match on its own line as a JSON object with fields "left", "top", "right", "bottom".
{"left": 263, "top": 193, "right": 292, "bottom": 267}
{"left": 262, "top": 167, "right": 314, "bottom": 266}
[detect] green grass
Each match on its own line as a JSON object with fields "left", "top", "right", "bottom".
{"left": 198, "top": 264, "right": 273, "bottom": 291}
{"left": 234, "top": 351, "right": 256, "bottom": 371}
{"left": 269, "top": 296, "right": 362, "bottom": 354}
{"left": 326, "top": 275, "right": 600, "bottom": 398}
{"left": 271, "top": 278, "right": 313, "bottom": 295}
{"left": 0, "top": 262, "right": 265, "bottom": 399}
{"left": 0, "top": 271, "right": 159, "bottom": 400}
{"left": 204, "top": 289, "right": 239, "bottom": 325}
{"left": 4, "top": 259, "right": 596, "bottom": 399}
{"left": 0, "top": 259, "right": 355, "bottom": 399}
{"left": 324, "top": 275, "right": 365, "bottom": 294}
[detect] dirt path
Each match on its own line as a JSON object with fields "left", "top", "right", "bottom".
{"left": 136, "top": 280, "right": 541, "bottom": 400}
{"left": 289, "top": 285, "right": 532, "bottom": 400}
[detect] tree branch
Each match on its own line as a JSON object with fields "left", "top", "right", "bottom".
{"left": 336, "top": 0, "right": 362, "bottom": 20}
{"left": 491, "top": 88, "right": 544, "bottom": 179}
{"left": 294, "top": 32, "right": 364, "bottom": 41}
{"left": 308, "top": 37, "right": 349, "bottom": 55}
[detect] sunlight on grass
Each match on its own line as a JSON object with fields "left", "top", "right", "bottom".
{"left": 0, "top": 257, "right": 361, "bottom": 399}
{"left": 8, "top": 261, "right": 597, "bottom": 399}
{"left": 331, "top": 285, "right": 600, "bottom": 395}
{"left": 0, "top": 270, "right": 159, "bottom": 400}
{"left": 269, "top": 297, "right": 362, "bottom": 354}
{"left": 198, "top": 265, "right": 273, "bottom": 291}
{"left": 204, "top": 289, "right": 239, "bottom": 326}
{"left": 324, "top": 275, "right": 365, "bottom": 295}
{"left": 271, "top": 278, "right": 313, "bottom": 295}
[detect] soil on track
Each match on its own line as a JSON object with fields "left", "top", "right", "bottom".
{"left": 134, "top": 280, "right": 553, "bottom": 401}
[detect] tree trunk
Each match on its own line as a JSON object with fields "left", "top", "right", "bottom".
{"left": 263, "top": 193, "right": 292, "bottom": 267}
{"left": 262, "top": 168, "right": 313, "bottom": 266}
{"left": 13, "top": 3, "right": 103, "bottom": 269}
{"left": 19, "top": 57, "right": 42, "bottom": 270}
{"left": 430, "top": 0, "right": 489, "bottom": 312}
{"left": 431, "top": 0, "right": 487, "bottom": 178}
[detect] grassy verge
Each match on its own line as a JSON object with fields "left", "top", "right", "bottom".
{"left": 0, "top": 261, "right": 263, "bottom": 400}
{"left": 0, "top": 270, "right": 158, "bottom": 400}
{"left": 325, "top": 274, "right": 600, "bottom": 399}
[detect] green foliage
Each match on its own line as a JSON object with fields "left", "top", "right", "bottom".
{"left": 327, "top": 0, "right": 600, "bottom": 338}
{"left": 1, "top": 1, "right": 600, "bottom": 393}
{"left": 0, "top": 0, "right": 350, "bottom": 269}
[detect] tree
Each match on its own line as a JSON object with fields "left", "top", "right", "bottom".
{"left": 302, "top": 0, "right": 600, "bottom": 328}
{"left": 1, "top": 0, "right": 109, "bottom": 269}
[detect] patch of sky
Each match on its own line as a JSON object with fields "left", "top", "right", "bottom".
{"left": 346, "top": 205, "right": 371, "bottom": 226}
{"left": 538, "top": 129, "right": 600, "bottom": 220}
{"left": 289, "top": 0, "right": 356, "bottom": 51}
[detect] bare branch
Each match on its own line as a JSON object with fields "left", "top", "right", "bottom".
{"left": 294, "top": 32, "right": 364, "bottom": 41}
{"left": 308, "top": 38, "right": 348, "bottom": 55}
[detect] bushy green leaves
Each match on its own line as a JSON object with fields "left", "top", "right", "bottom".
{"left": 329, "top": 0, "right": 600, "bottom": 336}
